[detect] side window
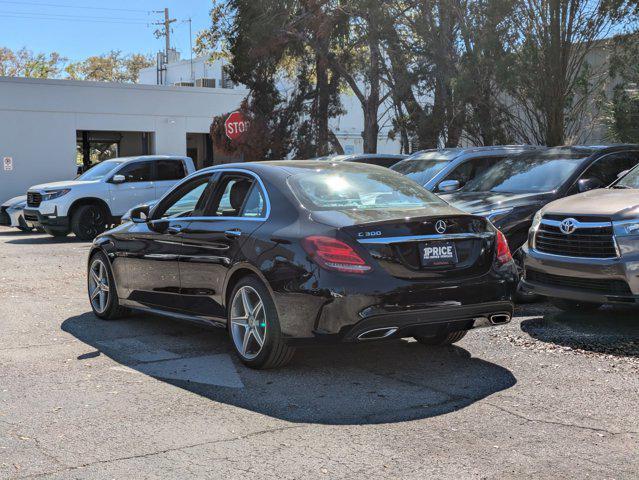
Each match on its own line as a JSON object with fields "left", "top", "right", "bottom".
{"left": 207, "top": 173, "right": 267, "bottom": 218}
{"left": 117, "top": 162, "right": 152, "bottom": 182}
{"left": 241, "top": 184, "right": 266, "bottom": 218}
{"left": 443, "top": 161, "right": 474, "bottom": 186}
{"left": 155, "top": 160, "right": 186, "bottom": 181}
{"left": 581, "top": 152, "right": 639, "bottom": 187}
{"left": 155, "top": 175, "right": 212, "bottom": 219}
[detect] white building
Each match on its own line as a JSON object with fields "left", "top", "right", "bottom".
{"left": 138, "top": 54, "right": 402, "bottom": 156}
{"left": 0, "top": 76, "right": 246, "bottom": 203}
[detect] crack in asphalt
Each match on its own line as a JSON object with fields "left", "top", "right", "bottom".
{"left": 485, "top": 402, "right": 639, "bottom": 436}
{"left": 15, "top": 424, "right": 305, "bottom": 479}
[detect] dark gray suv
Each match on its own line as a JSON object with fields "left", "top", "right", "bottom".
{"left": 521, "top": 163, "right": 639, "bottom": 311}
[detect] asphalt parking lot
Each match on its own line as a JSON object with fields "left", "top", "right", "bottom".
{"left": 0, "top": 227, "right": 637, "bottom": 479}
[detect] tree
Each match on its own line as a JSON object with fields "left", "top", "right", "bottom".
{"left": 65, "top": 51, "right": 153, "bottom": 83}
{"left": 0, "top": 47, "right": 65, "bottom": 78}
{"left": 504, "top": 0, "right": 636, "bottom": 146}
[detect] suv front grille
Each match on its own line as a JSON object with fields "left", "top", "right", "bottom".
{"left": 27, "top": 192, "right": 42, "bottom": 208}
{"left": 535, "top": 217, "right": 617, "bottom": 258}
{"left": 0, "top": 206, "right": 10, "bottom": 226}
{"left": 525, "top": 269, "right": 632, "bottom": 296}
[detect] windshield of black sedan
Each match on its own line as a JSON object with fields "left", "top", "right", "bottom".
{"left": 390, "top": 158, "right": 450, "bottom": 185}
{"left": 288, "top": 170, "right": 447, "bottom": 211}
{"left": 616, "top": 165, "right": 639, "bottom": 189}
{"left": 461, "top": 155, "right": 586, "bottom": 193}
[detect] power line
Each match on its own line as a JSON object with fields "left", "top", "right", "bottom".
{"left": 0, "top": 13, "right": 149, "bottom": 25}
{"left": 0, "top": 0, "right": 149, "bottom": 13}
{"left": 0, "top": 9, "right": 149, "bottom": 22}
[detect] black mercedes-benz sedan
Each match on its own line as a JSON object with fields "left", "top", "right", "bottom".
{"left": 87, "top": 161, "right": 518, "bottom": 369}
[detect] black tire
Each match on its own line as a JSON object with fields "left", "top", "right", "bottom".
{"left": 87, "top": 251, "right": 127, "bottom": 320}
{"left": 415, "top": 330, "right": 468, "bottom": 346}
{"left": 550, "top": 298, "right": 602, "bottom": 312}
{"left": 227, "top": 275, "right": 295, "bottom": 369}
{"left": 44, "top": 227, "right": 69, "bottom": 237}
{"left": 71, "top": 204, "right": 109, "bottom": 241}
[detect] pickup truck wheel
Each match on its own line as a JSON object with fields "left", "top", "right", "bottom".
{"left": 415, "top": 330, "right": 468, "bottom": 346}
{"left": 44, "top": 227, "right": 68, "bottom": 237}
{"left": 72, "top": 205, "right": 108, "bottom": 241}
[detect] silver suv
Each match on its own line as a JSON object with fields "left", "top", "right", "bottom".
{"left": 521, "top": 164, "right": 639, "bottom": 311}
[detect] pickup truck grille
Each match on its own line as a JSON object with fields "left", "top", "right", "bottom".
{"left": 0, "top": 206, "right": 10, "bottom": 226}
{"left": 27, "top": 192, "right": 42, "bottom": 208}
{"left": 535, "top": 217, "right": 617, "bottom": 258}
{"left": 525, "top": 269, "right": 632, "bottom": 296}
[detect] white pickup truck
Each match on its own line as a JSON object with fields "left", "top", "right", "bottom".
{"left": 23, "top": 155, "right": 195, "bottom": 240}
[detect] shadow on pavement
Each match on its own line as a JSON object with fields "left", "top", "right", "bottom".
{"left": 62, "top": 311, "right": 516, "bottom": 425}
{"left": 519, "top": 306, "right": 638, "bottom": 358}
{"left": 7, "top": 235, "right": 81, "bottom": 245}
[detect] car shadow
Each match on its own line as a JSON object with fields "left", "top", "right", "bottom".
{"left": 519, "top": 306, "right": 638, "bottom": 358}
{"left": 62, "top": 312, "right": 517, "bottom": 425}
{"left": 6, "top": 235, "right": 82, "bottom": 245}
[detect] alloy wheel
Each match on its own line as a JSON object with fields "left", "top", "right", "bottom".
{"left": 230, "top": 286, "right": 267, "bottom": 360}
{"left": 88, "top": 258, "right": 110, "bottom": 314}
{"left": 81, "top": 208, "right": 105, "bottom": 239}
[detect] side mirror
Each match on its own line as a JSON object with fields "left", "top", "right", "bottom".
{"left": 130, "top": 205, "right": 150, "bottom": 223}
{"left": 111, "top": 174, "right": 126, "bottom": 184}
{"left": 437, "top": 179, "right": 461, "bottom": 192}
{"left": 578, "top": 178, "right": 603, "bottom": 193}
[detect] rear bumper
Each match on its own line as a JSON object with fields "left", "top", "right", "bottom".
{"left": 23, "top": 208, "right": 69, "bottom": 231}
{"left": 277, "top": 264, "right": 518, "bottom": 343}
{"left": 521, "top": 245, "right": 639, "bottom": 304}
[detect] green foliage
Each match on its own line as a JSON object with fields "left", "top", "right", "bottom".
{"left": 65, "top": 51, "right": 153, "bottom": 83}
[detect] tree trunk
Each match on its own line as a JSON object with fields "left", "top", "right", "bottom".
{"left": 315, "top": 47, "right": 330, "bottom": 156}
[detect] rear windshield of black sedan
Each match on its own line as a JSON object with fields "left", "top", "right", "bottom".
{"left": 288, "top": 170, "right": 447, "bottom": 211}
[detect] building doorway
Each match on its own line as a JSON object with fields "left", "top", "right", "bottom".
{"left": 186, "top": 133, "right": 215, "bottom": 169}
{"left": 76, "top": 130, "right": 154, "bottom": 172}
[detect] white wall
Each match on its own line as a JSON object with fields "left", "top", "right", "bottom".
{"left": 0, "top": 77, "right": 247, "bottom": 203}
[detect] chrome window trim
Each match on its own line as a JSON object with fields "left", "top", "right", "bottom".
{"left": 540, "top": 218, "right": 612, "bottom": 229}
{"left": 357, "top": 232, "right": 494, "bottom": 244}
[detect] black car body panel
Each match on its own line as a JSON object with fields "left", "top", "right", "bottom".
{"left": 91, "top": 161, "right": 517, "bottom": 344}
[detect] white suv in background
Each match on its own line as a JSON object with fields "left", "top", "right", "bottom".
{"left": 23, "top": 155, "right": 195, "bottom": 240}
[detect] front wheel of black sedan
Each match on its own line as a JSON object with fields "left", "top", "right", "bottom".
{"left": 228, "top": 276, "right": 295, "bottom": 369}
{"left": 414, "top": 330, "right": 468, "bottom": 346}
{"left": 88, "top": 252, "right": 127, "bottom": 320}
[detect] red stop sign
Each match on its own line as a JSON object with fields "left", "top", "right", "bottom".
{"left": 225, "top": 111, "right": 249, "bottom": 141}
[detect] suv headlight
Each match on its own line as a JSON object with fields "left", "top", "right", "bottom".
{"left": 42, "top": 189, "right": 71, "bottom": 201}
{"left": 613, "top": 219, "right": 639, "bottom": 236}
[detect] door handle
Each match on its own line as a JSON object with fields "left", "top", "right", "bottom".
{"left": 167, "top": 224, "right": 183, "bottom": 235}
{"left": 224, "top": 229, "right": 242, "bottom": 237}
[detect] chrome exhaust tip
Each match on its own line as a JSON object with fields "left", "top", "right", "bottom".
{"left": 489, "top": 313, "right": 511, "bottom": 325}
{"left": 357, "top": 327, "right": 399, "bottom": 341}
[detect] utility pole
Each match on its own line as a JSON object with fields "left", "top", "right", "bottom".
{"left": 153, "top": 8, "right": 176, "bottom": 57}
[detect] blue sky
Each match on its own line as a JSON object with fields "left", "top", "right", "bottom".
{"left": 0, "top": 0, "right": 213, "bottom": 62}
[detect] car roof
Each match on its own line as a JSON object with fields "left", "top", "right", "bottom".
{"left": 200, "top": 160, "right": 392, "bottom": 177}
{"left": 404, "top": 145, "right": 539, "bottom": 162}
{"left": 312, "top": 153, "right": 408, "bottom": 161}
{"left": 111, "top": 155, "right": 191, "bottom": 162}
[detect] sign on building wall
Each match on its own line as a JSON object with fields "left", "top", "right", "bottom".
{"left": 3, "top": 157, "right": 12, "bottom": 171}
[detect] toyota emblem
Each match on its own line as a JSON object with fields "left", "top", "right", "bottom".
{"left": 435, "top": 220, "right": 447, "bottom": 234}
{"left": 560, "top": 218, "right": 577, "bottom": 234}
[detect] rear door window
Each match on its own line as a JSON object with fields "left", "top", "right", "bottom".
{"left": 580, "top": 152, "right": 639, "bottom": 187}
{"left": 155, "top": 160, "right": 186, "bottom": 181}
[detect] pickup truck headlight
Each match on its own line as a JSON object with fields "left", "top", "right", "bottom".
{"left": 42, "top": 189, "right": 71, "bottom": 201}
{"left": 613, "top": 219, "right": 639, "bottom": 236}
{"left": 473, "top": 207, "right": 513, "bottom": 223}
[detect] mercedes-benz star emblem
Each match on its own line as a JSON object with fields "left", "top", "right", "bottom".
{"left": 560, "top": 218, "right": 577, "bottom": 234}
{"left": 435, "top": 220, "right": 447, "bottom": 234}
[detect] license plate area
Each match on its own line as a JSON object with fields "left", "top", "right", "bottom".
{"left": 419, "top": 240, "right": 458, "bottom": 267}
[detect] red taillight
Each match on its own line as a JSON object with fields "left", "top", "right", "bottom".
{"left": 301, "top": 235, "right": 372, "bottom": 274}
{"left": 496, "top": 230, "right": 512, "bottom": 264}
